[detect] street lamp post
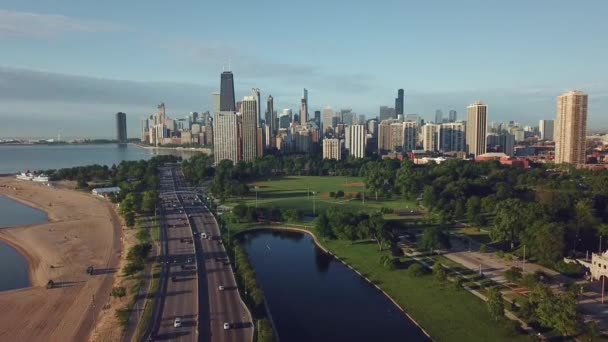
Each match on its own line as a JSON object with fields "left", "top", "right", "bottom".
{"left": 312, "top": 192, "right": 316, "bottom": 216}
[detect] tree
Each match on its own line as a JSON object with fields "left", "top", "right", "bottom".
{"left": 111, "top": 286, "right": 126, "bottom": 300}
{"left": 433, "top": 262, "right": 446, "bottom": 282}
{"left": 232, "top": 203, "right": 248, "bottom": 221}
{"left": 529, "top": 222, "right": 565, "bottom": 265}
{"left": 487, "top": 286, "right": 505, "bottom": 322}
{"left": 418, "top": 226, "right": 451, "bottom": 252}
{"left": 141, "top": 190, "right": 157, "bottom": 213}
{"left": 466, "top": 196, "right": 484, "bottom": 226}
{"left": 491, "top": 199, "right": 527, "bottom": 249}
{"left": 369, "top": 212, "right": 389, "bottom": 250}
{"left": 124, "top": 210, "right": 135, "bottom": 228}
{"left": 396, "top": 160, "right": 419, "bottom": 199}
{"left": 314, "top": 212, "right": 334, "bottom": 239}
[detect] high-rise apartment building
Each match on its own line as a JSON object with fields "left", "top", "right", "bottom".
{"left": 214, "top": 112, "right": 239, "bottom": 164}
{"left": 440, "top": 121, "right": 466, "bottom": 152}
{"left": 347, "top": 124, "right": 366, "bottom": 158}
{"left": 241, "top": 94, "right": 259, "bottom": 162}
{"left": 323, "top": 138, "right": 343, "bottom": 160}
{"left": 115, "top": 112, "right": 127, "bottom": 143}
{"left": 466, "top": 101, "right": 488, "bottom": 157}
{"left": 448, "top": 110, "right": 457, "bottom": 123}
{"left": 219, "top": 71, "right": 236, "bottom": 112}
{"left": 555, "top": 91, "right": 588, "bottom": 164}
{"left": 539, "top": 119, "right": 554, "bottom": 141}
{"left": 266, "top": 95, "right": 275, "bottom": 138}
{"left": 342, "top": 109, "right": 354, "bottom": 126}
{"left": 422, "top": 123, "right": 441, "bottom": 152}
{"left": 314, "top": 110, "right": 321, "bottom": 127}
{"left": 140, "top": 118, "right": 149, "bottom": 143}
{"left": 395, "top": 89, "right": 404, "bottom": 115}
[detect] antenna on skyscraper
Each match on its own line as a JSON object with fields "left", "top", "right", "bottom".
{"left": 228, "top": 56, "right": 231, "bottom": 71}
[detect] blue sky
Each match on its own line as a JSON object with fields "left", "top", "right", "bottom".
{"left": 1, "top": 0, "right": 607, "bottom": 138}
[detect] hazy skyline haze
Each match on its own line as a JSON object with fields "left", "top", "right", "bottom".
{"left": 1, "top": 0, "right": 607, "bottom": 137}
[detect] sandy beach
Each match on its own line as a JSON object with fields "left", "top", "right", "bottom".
{"left": 0, "top": 178, "right": 121, "bottom": 342}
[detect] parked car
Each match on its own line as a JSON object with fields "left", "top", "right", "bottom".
{"left": 223, "top": 322, "right": 230, "bottom": 330}
{"left": 174, "top": 317, "right": 182, "bottom": 328}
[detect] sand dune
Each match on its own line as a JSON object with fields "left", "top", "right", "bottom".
{"left": 0, "top": 178, "right": 120, "bottom": 342}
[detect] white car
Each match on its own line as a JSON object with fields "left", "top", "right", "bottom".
{"left": 201, "top": 233, "right": 207, "bottom": 239}
{"left": 223, "top": 322, "right": 230, "bottom": 330}
{"left": 218, "top": 285, "right": 225, "bottom": 291}
{"left": 173, "top": 317, "right": 182, "bottom": 328}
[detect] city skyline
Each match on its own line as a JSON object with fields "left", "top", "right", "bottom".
{"left": 1, "top": 1, "right": 608, "bottom": 137}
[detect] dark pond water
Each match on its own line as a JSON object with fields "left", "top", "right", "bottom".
{"left": 0, "top": 195, "right": 49, "bottom": 291}
{"left": 240, "top": 230, "right": 429, "bottom": 342}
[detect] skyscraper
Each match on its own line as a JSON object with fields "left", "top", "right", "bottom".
{"left": 212, "top": 92, "right": 221, "bottom": 114}
{"left": 214, "top": 112, "right": 239, "bottom": 164}
{"left": 252, "top": 88, "right": 261, "bottom": 125}
{"left": 539, "top": 119, "right": 554, "bottom": 141}
{"left": 241, "top": 94, "right": 259, "bottom": 162}
{"left": 434, "top": 110, "right": 443, "bottom": 124}
{"left": 440, "top": 122, "right": 466, "bottom": 152}
{"left": 555, "top": 91, "right": 588, "bottom": 164}
{"left": 300, "top": 88, "right": 309, "bottom": 125}
{"left": 347, "top": 124, "right": 366, "bottom": 158}
{"left": 266, "top": 95, "right": 275, "bottom": 137}
{"left": 322, "top": 106, "right": 334, "bottom": 133}
{"left": 466, "top": 101, "right": 488, "bottom": 157}
{"left": 395, "top": 89, "right": 404, "bottom": 115}
{"left": 379, "top": 106, "right": 396, "bottom": 121}
{"left": 448, "top": 110, "right": 457, "bottom": 123}
{"left": 220, "top": 71, "right": 236, "bottom": 112}
{"left": 422, "top": 123, "right": 441, "bottom": 152}
{"left": 314, "top": 110, "right": 321, "bottom": 127}
{"left": 116, "top": 112, "right": 127, "bottom": 143}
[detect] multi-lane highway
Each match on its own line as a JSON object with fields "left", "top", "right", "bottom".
{"left": 150, "top": 166, "right": 253, "bottom": 342}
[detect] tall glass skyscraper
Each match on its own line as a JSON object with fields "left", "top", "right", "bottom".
{"left": 395, "top": 89, "right": 404, "bottom": 115}
{"left": 220, "top": 71, "right": 236, "bottom": 112}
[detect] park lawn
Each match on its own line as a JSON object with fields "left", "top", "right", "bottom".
{"left": 227, "top": 176, "right": 417, "bottom": 215}
{"left": 321, "top": 239, "right": 530, "bottom": 342}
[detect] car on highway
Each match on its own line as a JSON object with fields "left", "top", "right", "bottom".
{"left": 201, "top": 233, "right": 207, "bottom": 239}
{"left": 223, "top": 322, "right": 230, "bottom": 330}
{"left": 174, "top": 317, "right": 182, "bottom": 328}
{"left": 218, "top": 285, "right": 225, "bottom": 291}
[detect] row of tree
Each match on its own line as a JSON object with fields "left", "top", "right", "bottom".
{"left": 314, "top": 207, "right": 391, "bottom": 250}
{"left": 231, "top": 204, "right": 303, "bottom": 223}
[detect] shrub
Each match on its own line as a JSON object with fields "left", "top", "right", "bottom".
{"left": 504, "top": 267, "right": 523, "bottom": 283}
{"left": 115, "top": 306, "right": 130, "bottom": 327}
{"left": 407, "top": 263, "right": 424, "bottom": 277}
{"left": 433, "top": 262, "right": 446, "bottom": 282}
{"left": 554, "top": 261, "right": 585, "bottom": 278}
{"left": 479, "top": 244, "right": 488, "bottom": 253}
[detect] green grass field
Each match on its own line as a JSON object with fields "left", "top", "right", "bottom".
{"left": 227, "top": 176, "right": 418, "bottom": 215}
{"left": 322, "top": 239, "right": 529, "bottom": 342}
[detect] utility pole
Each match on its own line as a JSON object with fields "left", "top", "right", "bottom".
{"left": 600, "top": 235, "right": 603, "bottom": 254}
{"left": 602, "top": 277, "right": 605, "bottom": 304}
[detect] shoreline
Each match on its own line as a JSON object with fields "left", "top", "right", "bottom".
{"left": 0, "top": 177, "right": 121, "bottom": 341}
{"left": 234, "top": 225, "right": 434, "bottom": 341}
{"left": 132, "top": 142, "right": 212, "bottom": 153}
{"left": 0, "top": 232, "right": 36, "bottom": 290}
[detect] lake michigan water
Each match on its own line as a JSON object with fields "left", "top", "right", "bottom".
{"left": 0, "top": 143, "right": 202, "bottom": 174}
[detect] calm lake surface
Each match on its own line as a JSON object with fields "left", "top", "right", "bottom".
{"left": 240, "top": 230, "right": 429, "bottom": 342}
{"left": 0, "top": 144, "right": 202, "bottom": 174}
{"left": 0, "top": 196, "right": 49, "bottom": 291}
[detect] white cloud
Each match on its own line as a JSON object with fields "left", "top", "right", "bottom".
{"left": 0, "top": 9, "right": 125, "bottom": 38}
